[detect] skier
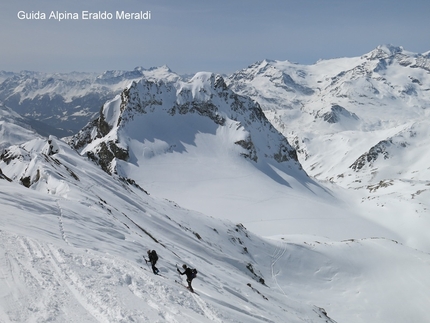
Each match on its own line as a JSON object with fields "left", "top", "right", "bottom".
{"left": 177, "top": 264, "right": 197, "bottom": 292}
{"left": 145, "top": 250, "right": 159, "bottom": 274}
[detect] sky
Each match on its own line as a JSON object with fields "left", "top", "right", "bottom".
{"left": 1, "top": 0, "right": 430, "bottom": 75}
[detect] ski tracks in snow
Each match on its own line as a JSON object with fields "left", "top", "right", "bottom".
{"left": 56, "top": 199, "right": 71, "bottom": 246}
{"left": 0, "top": 232, "right": 148, "bottom": 322}
{"left": 0, "top": 233, "right": 96, "bottom": 322}
{"left": 270, "top": 242, "right": 288, "bottom": 297}
{"left": 0, "top": 231, "right": 228, "bottom": 322}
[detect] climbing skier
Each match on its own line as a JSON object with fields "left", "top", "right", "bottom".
{"left": 145, "top": 250, "right": 159, "bottom": 274}
{"left": 177, "top": 264, "right": 197, "bottom": 292}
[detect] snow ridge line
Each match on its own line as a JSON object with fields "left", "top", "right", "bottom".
{"left": 270, "top": 242, "right": 287, "bottom": 297}
{"left": 56, "top": 199, "right": 71, "bottom": 246}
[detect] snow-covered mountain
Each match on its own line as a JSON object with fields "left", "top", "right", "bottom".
{"left": 70, "top": 71, "right": 300, "bottom": 173}
{"left": 68, "top": 70, "right": 383, "bottom": 242}
{"left": 2, "top": 45, "right": 430, "bottom": 322}
{"left": 0, "top": 66, "right": 178, "bottom": 136}
{"left": 228, "top": 45, "right": 430, "bottom": 185}
{"left": 228, "top": 45, "right": 430, "bottom": 249}
{"left": 2, "top": 104, "right": 430, "bottom": 323}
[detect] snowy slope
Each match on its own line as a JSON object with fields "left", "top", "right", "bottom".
{"left": 1, "top": 127, "right": 430, "bottom": 322}
{"left": 0, "top": 103, "right": 43, "bottom": 151}
{"left": 0, "top": 131, "right": 340, "bottom": 323}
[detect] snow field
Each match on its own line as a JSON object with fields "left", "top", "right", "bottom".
{"left": 0, "top": 197, "right": 330, "bottom": 322}
{"left": 0, "top": 140, "right": 336, "bottom": 322}
{"left": 2, "top": 166, "right": 430, "bottom": 322}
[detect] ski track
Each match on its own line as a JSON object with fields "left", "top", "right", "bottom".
{"left": 0, "top": 242, "right": 25, "bottom": 322}
{"left": 0, "top": 233, "right": 77, "bottom": 322}
{"left": 56, "top": 199, "right": 71, "bottom": 247}
{"left": 0, "top": 231, "right": 233, "bottom": 323}
{"left": 270, "top": 242, "right": 287, "bottom": 297}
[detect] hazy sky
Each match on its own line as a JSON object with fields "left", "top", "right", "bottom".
{"left": 2, "top": 0, "right": 429, "bottom": 74}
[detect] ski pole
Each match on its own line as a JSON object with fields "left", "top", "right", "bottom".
{"left": 176, "top": 264, "right": 182, "bottom": 280}
{"left": 144, "top": 255, "right": 151, "bottom": 270}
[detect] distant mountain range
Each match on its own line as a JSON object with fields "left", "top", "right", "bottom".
{"left": 1, "top": 45, "right": 429, "bottom": 191}
{"left": 0, "top": 66, "right": 177, "bottom": 135}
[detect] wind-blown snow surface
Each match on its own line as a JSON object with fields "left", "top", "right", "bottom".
{"left": 0, "top": 135, "right": 339, "bottom": 322}
{"left": 1, "top": 136, "right": 430, "bottom": 323}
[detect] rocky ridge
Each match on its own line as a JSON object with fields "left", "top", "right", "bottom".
{"left": 70, "top": 70, "right": 300, "bottom": 176}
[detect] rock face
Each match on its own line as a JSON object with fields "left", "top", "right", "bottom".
{"left": 350, "top": 140, "right": 392, "bottom": 171}
{"left": 70, "top": 71, "right": 300, "bottom": 176}
{"left": 315, "top": 104, "right": 359, "bottom": 124}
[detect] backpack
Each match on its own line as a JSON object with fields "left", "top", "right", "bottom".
{"left": 191, "top": 268, "right": 197, "bottom": 279}
{"left": 151, "top": 250, "right": 158, "bottom": 262}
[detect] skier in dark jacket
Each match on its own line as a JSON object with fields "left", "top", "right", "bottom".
{"left": 146, "top": 250, "right": 159, "bottom": 274}
{"left": 177, "top": 264, "right": 195, "bottom": 292}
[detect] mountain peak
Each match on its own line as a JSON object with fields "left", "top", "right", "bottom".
{"left": 188, "top": 71, "right": 215, "bottom": 84}
{"left": 176, "top": 72, "right": 231, "bottom": 102}
{"left": 377, "top": 44, "right": 404, "bottom": 54}
{"left": 364, "top": 44, "right": 407, "bottom": 60}
{"left": 143, "top": 65, "right": 172, "bottom": 73}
